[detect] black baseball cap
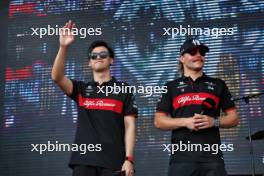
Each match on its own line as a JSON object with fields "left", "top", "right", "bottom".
{"left": 180, "top": 38, "right": 209, "bottom": 56}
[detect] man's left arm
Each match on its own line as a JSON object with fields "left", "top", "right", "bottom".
{"left": 121, "top": 92, "right": 138, "bottom": 176}
{"left": 121, "top": 115, "right": 136, "bottom": 176}
{"left": 194, "top": 108, "right": 239, "bottom": 129}
{"left": 218, "top": 108, "right": 239, "bottom": 128}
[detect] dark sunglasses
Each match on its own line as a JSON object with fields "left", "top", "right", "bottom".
{"left": 89, "top": 51, "right": 110, "bottom": 60}
{"left": 186, "top": 48, "right": 206, "bottom": 56}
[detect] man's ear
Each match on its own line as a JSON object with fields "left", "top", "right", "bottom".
{"left": 179, "top": 55, "right": 184, "bottom": 64}
{"left": 88, "top": 59, "right": 91, "bottom": 66}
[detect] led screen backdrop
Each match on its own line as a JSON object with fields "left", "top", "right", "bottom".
{"left": 0, "top": 1, "right": 264, "bottom": 176}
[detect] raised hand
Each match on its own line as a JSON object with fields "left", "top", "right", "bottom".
{"left": 59, "top": 20, "right": 76, "bottom": 47}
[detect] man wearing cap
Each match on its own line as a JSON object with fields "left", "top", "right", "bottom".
{"left": 154, "top": 38, "right": 239, "bottom": 176}
{"left": 52, "top": 20, "right": 137, "bottom": 176}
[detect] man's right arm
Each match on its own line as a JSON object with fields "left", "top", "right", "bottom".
{"left": 154, "top": 112, "right": 198, "bottom": 131}
{"left": 51, "top": 20, "right": 76, "bottom": 96}
{"left": 51, "top": 46, "right": 73, "bottom": 96}
{"left": 154, "top": 82, "right": 198, "bottom": 131}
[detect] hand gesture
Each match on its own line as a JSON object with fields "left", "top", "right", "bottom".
{"left": 59, "top": 20, "right": 76, "bottom": 47}
{"left": 193, "top": 113, "right": 214, "bottom": 130}
{"left": 185, "top": 117, "right": 199, "bottom": 131}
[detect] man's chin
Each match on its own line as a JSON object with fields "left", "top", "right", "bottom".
{"left": 193, "top": 64, "right": 204, "bottom": 71}
{"left": 93, "top": 66, "right": 109, "bottom": 73}
{"left": 193, "top": 67, "right": 203, "bottom": 71}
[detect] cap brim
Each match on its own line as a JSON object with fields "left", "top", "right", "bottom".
{"left": 183, "top": 44, "right": 209, "bottom": 55}
{"left": 198, "top": 45, "right": 209, "bottom": 53}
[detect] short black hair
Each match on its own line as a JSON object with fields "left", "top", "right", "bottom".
{"left": 87, "top": 40, "right": 114, "bottom": 59}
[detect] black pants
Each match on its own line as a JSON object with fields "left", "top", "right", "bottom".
{"left": 168, "top": 162, "right": 228, "bottom": 176}
{"left": 72, "top": 165, "right": 123, "bottom": 176}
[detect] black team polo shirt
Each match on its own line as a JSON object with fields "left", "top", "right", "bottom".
{"left": 68, "top": 77, "right": 138, "bottom": 170}
{"left": 156, "top": 73, "right": 235, "bottom": 163}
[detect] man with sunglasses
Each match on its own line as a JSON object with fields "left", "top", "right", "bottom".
{"left": 154, "top": 38, "right": 239, "bottom": 176}
{"left": 52, "top": 20, "right": 137, "bottom": 176}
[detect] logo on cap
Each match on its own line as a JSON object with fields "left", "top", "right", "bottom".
{"left": 192, "top": 39, "right": 200, "bottom": 46}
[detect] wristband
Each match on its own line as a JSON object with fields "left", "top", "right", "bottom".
{"left": 125, "top": 156, "right": 134, "bottom": 164}
{"left": 213, "top": 117, "right": 220, "bottom": 127}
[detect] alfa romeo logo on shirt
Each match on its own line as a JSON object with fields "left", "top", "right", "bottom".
{"left": 178, "top": 95, "right": 205, "bottom": 104}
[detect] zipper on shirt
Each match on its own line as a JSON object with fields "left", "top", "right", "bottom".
{"left": 188, "top": 77, "right": 194, "bottom": 90}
